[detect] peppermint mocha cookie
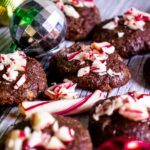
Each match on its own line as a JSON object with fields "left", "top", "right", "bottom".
{"left": 89, "top": 91, "right": 150, "bottom": 147}
{"left": 1, "top": 112, "right": 92, "bottom": 150}
{"left": 48, "top": 42, "right": 131, "bottom": 91}
{"left": 53, "top": 0, "right": 100, "bottom": 41}
{"left": 0, "top": 51, "right": 47, "bottom": 105}
{"left": 92, "top": 8, "right": 150, "bottom": 58}
{"left": 143, "top": 58, "right": 150, "bottom": 84}
{"left": 98, "top": 137, "right": 150, "bottom": 150}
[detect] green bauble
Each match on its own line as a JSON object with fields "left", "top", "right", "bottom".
{"left": 9, "top": 0, "right": 67, "bottom": 57}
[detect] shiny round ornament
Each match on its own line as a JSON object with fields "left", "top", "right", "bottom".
{"left": 9, "top": 0, "right": 67, "bottom": 57}
{"left": 0, "top": 0, "right": 24, "bottom": 25}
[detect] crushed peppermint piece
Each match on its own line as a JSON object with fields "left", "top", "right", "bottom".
{"left": 93, "top": 91, "right": 150, "bottom": 122}
{"left": 53, "top": 0, "right": 95, "bottom": 18}
{"left": 107, "top": 69, "right": 121, "bottom": 77}
{"left": 102, "top": 17, "right": 120, "bottom": 30}
{"left": 117, "top": 31, "right": 125, "bottom": 38}
{"left": 0, "top": 51, "right": 27, "bottom": 88}
{"left": 56, "top": 126, "right": 75, "bottom": 142}
{"left": 77, "top": 66, "right": 90, "bottom": 77}
{"left": 124, "top": 7, "right": 150, "bottom": 30}
{"left": 67, "top": 42, "right": 120, "bottom": 78}
{"left": 0, "top": 63, "right": 4, "bottom": 71}
{"left": 5, "top": 128, "right": 31, "bottom": 150}
{"left": 52, "top": 121, "right": 59, "bottom": 133}
{"left": 91, "top": 60, "right": 107, "bottom": 76}
{"left": 3, "top": 70, "right": 18, "bottom": 82}
{"left": 5, "top": 112, "right": 75, "bottom": 150}
{"left": 46, "top": 136, "right": 66, "bottom": 149}
{"left": 64, "top": 5, "right": 80, "bottom": 18}
{"left": 91, "top": 42, "right": 115, "bottom": 54}
{"left": 31, "top": 112, "right": 56, "bottom": 130}
{"left": 83, "top": 0, "right": 95, "bottom": 7}
{"left": 27, "top": 131, "right": 43, "bottom": 148}
{"left": 14, "top": 74, "right": 26, "bottom": 90}
{"left": 67, "top": 50, "right": 84, "bottom": 61}
{"left": 119, "top": 103, "right": 149, "bottom": 121}
{"left": 45, "top": 80, "right": 77, "bottom": 100}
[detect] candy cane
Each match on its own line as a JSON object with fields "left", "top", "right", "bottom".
{"left": 19, "top": 90, "right": 106, "bottom": 118}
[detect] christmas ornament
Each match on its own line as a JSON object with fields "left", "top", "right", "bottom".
{"left": 0, "top": 0, "right": 24, "bottom": 25}
{"left": 9, "top": 0, "right": 67, "bottom": 57}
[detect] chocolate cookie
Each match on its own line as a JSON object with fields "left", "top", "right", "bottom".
{"left": 143, "top": 58, "right": 150, "bottom": 84}
{"left": 92, "top": 8, "right": 150, "bottom": 58}
{"left": 1, "top": 112, "right": 92, "bottom": 150}
{"left": 0, "top": 51, "right": 47, "bottom": 105}
{"left": 53, "top": 0, "right": 100, "bottom": 41}
{"left": 89, "top": 91, "right": 150, "bottom": 147}
{"left": 98, "top": 137, "right": 150, "bottom": 150}
{"left": 48, "top": 42, "right": 131, "bottom": 91}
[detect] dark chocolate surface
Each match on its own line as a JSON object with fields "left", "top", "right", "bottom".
{"left": 0, "top": 57, "right": 47, "bottom": 105}
{"left": 65, "top": 6, "right": 100, "bottom": 41}
{"left": 92, "top": 17, "right": 150, "bottom": 58}
{"left": 48, "top": 44, "right": 131, "bottom": 91}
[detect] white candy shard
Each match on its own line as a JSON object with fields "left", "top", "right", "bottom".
{"left": 119, "top": 103, "right": 149, "bottom": 121}
{"left": 46, "top": 136, "right": 66, "bottom": 149}
{"left": 107, "top": 68, "right": 121, "bottom": 77}
{"left": 31, "top": 112, "right": 55, "bottom": 130}
{"left": 67, "top": 0, "right": 84, "bottom": 7}
{"left": 102, "top": 21, "right": 116, "bottom": 30}
{"left": 67, "top": 50, "right": 84, "bottom": 61}
{"left": 14, "top": 74, "right": 26, "bottom": 89}
{"left": 64, "top": 5, "right": 80, "bottom": 19}
{"left": 0, "top": 63, "right": 4, "bottom": 71}
{"left": 83, "top": 0, "right": 95, "bottom": 7}
{"left": 91, "top": 60, "right": 107, "bottom": 76}
{"left": 77, "top": 66, "right": 90, "bottom": 77}
{"left": 91, "top": 42, "right": 115, "bottom": 54}
{"left": 55, "top": 126, "right": 75, "bottom": 142}
{"left": 102, "top": 17, "right": 120, "bottom": 30}
{"left": 52, "top": 121, "right": 59, "bottom": 133}
{"left": 27, "top": 131, "right": 43, "bottom": 148}
{"left": 117, "top": 32, "right": 125, "bottom": 38}
{"left": 3, "top": 70, "right": 18, "bottom": 82}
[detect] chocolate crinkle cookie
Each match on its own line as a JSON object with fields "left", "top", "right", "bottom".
{"left": 0, "top": 51, "right": 47, "bottom": 105}
{"left": 89, "top": 91, "right": 150, "bottom": 148}
{"left": 92, "top": 7, "right": 150, "bottom": 58}
{"left": 48, "top": 42, "right": 131, "bottom": 91}
{"left": 1, "top": 112, "right": 92, "bottom": 150}
{"left": 143, "top": 57, "right": 150, "bottom": 84}
{"left": 53, "top": 0, "right": 100, "bottom": 41}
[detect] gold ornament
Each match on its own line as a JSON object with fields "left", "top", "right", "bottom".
{"left": 0, "top": 0, "right": 24, "bottom": 26}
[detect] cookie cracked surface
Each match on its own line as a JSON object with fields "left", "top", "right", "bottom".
{"left": 48, "top": 42, "right": 131, "bottom": 91}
